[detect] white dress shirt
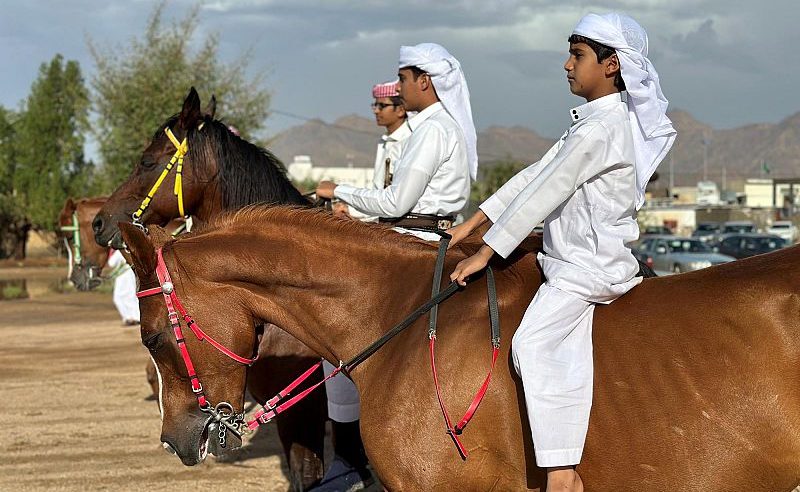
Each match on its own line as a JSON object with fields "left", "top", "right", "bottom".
{"left": 335, "top": 102, "right": 470, "bottom": 219}
{"left": 480, "top": 92, "right": 641, "bottom": 303}
{"left": 348, "top": 121, "right": 412, "bottom": 222}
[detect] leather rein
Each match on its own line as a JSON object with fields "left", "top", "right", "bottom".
{"left": 137, "top": 232, "right": 500, "bottom": 459}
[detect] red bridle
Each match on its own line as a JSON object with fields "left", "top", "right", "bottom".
{"left": 136, "top": 248, "right": 256, "bottom": 414}
{"left": 135, "top": 247, "right": 333, "bottom": 442}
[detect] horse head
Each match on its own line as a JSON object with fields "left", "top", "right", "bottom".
{"left": 120, "top": 221, "right": 256, "bottom": 466}
{"left": 58, "top": 197, "right": 109, "bottom": 291}
{"left": 93, "top": 86, "right": 307, "bottom": 250}
{"left": 93, "top": 87, "right": 218, "bottom": 250}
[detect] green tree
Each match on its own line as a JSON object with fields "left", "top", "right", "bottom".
{"left": 89, "top": 1, "right": 271, "bottom": 188}
{"left": 0, "top": 106, "right": 28, "bottom": 259}
{"left": 14, "top": 55, "right": 90, "bottom": 233}
{"left": 471, "top": 159, "right": 527, "bottom": 204}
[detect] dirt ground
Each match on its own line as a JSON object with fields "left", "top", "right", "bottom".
{"left": 0, "top": 266, "right": 376, "bottom": 491}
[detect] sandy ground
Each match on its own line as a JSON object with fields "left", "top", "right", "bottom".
{"left": 0, "top": 266, "right": 375, "bottom": 492}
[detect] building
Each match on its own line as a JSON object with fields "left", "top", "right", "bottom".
{"left": 287, "top": 155, "right": 374, "bottom": 189}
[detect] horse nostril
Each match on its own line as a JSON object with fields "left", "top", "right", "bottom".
{"left": 92, "top": 215, "right": 104, "bottom": 234}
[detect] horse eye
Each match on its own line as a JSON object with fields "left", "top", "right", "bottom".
{"left": 140, "top": 158, "right": 158, "bottom": 169}
{"left": 142, "top": 332, "right": 163, "bottom": 353}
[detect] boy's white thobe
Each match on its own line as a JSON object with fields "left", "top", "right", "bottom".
{"left": 107, "top": 249, "right": 139, "bottom": 323}
{"left": 480, "top": 92, "right": 641, "bottom": 467}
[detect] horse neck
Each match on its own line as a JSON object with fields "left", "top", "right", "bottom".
{"left": 179, "top": 217, "right": 433, "bottom": 365}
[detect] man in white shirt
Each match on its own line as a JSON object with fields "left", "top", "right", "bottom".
{"left": 313, "top": 43, "right": 477, "bottom": 491}
{"left": 316, "top": 43, "right": 476, "bottom": 241}
{"left": 449, "top": 14, "right": 675, "bottom": 491}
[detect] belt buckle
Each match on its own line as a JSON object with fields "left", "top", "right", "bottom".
{"left": 437, "top": 219, "right": 452, "bottom": 230}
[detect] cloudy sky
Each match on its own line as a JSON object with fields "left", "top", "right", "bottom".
{"left": 1, "top": 0, "right": 798, "bottom": 140}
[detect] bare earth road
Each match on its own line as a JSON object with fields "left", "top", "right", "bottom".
{"left": 0, "top": 266, "right": 300, "bottom": 491}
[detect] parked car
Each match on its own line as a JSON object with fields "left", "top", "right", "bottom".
{"left": 692, "top": 222, "right": 721, "bottom": 243}
{"left": 643, "top": 225, "right": 672, "bottom": 235}
{"left": 766, "top": 221, "right": 798, "bottom": 243}
{"left": 715, "top": 233, "right": 787, "bottom": 259}
{"left": 721, "top": 220, "right": 756, "bottom": 234}
{"left": 633, "top": 235, "right": 735, "bottom": 274}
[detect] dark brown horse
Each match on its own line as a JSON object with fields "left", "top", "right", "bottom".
{"left": 58, "top": 197, "right": 112, "bottom": 291}
{"left": 91, "top": 89, "right": 326, "bottom": 490}
{"left": 121, "top": 206, "right": 800, "bottom": 491}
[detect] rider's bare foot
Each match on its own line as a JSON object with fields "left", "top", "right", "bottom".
{"left": 546, "top": 466, "right": 583, "bottom": 492}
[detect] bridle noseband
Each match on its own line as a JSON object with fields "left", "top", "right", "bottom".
{"left": 136, "top": 246, "right": 256, "bottom": 446}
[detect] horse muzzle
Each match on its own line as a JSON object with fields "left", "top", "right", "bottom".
{"left": 70, "top": 264, "right": 103, "bottom": 291}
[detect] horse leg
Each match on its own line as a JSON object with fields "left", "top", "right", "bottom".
{"left": 249, "top": 325, "right": 327, "bottom": 491}
{"left": 274, "top": 384, "right": 327, "bottom": 491}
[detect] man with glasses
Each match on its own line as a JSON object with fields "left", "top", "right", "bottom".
{"left": 333, "top": 81, "right": 411, "bottom": 220}
{"left": 314, "top": 42, "right": 476, "bottom": 490}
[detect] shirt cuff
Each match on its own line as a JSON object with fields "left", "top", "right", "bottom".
{"left": 333, "top": 184, "right": 356, "bottom": 201}
{"left": 479, "top": 195, "right": 506, "bottom": 224}
{"left": 482, "top": 223, "right": 518, "bottom": 259}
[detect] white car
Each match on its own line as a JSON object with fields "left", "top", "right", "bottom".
{"left": 767, "top": 221, "right": 797, "bottom": 243}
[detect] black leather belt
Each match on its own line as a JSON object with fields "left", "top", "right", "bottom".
{"left": 379, "top": 213, "right": 455, "bottom": 231}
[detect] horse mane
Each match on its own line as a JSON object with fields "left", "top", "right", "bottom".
{"left": 184, "top": 205, "right": 435, "bottom": 252}
{"left": 159, "top": 115, "right": 310, "bottom": 210}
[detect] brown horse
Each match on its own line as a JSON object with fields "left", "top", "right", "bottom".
{"left": 58, "top": 197, "right": 112, "bottom": 291}
{"left": 121, "top": 206, "right": 800, "bottom": 491}
{"left": 91, "top": 89, "right": 326, "bottom": 490}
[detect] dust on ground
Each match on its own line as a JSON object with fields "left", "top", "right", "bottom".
{"left": 0, "top": 266, "right": 334, "bottom": 491}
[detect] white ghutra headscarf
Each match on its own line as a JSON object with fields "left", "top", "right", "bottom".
{"left": 573, "top": 13, "right": 677, "bottom": 209}
{"left": 398, "top": 43, "right": 478, "bottom": 180}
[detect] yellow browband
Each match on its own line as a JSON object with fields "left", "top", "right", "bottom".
{"left": 132, "top": 122, "right": 204, "bottom": 223}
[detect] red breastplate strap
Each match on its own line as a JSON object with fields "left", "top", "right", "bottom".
{"left": 136, "top": 248, "right": 257, "bottom": 409}
{"left": 430, "top": 337, "right": 499, "bottom": 459}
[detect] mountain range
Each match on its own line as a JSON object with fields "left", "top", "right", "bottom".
{"left": 267, "top": 110, "right": 800, "bottom": 189}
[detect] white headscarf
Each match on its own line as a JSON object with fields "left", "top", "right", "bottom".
{"left": 398, "top": 43, "right": 478, "bottom": 180}
{"left": 572, "top": 13, "right": 676, "bottom": 208}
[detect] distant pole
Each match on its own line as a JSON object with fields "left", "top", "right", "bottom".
{"left": 722, "top": 166, "right": 727, "bottom": 191}
{"left": 702, "top": 132, "right": 709, "bottom": 182}
{"left": 669, "top": 156, "right": 674, "bottom": 195}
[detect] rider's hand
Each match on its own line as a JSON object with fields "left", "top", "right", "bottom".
{"left": 446, "top": 222, "right": 473, "bottom": 249}
{"left": 332, "top": 202, "right": 353, "bottom": 220}
{"left": 450, "top": 245, "right": 495, "bottom": 286}
{"left": 316, "top": 181, "right": 337, "bottom": 199}
{"left": 446, "top": 210, "right": 489, "bottom": 249}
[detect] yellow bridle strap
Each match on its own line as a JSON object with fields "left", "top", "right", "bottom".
{"left": 165, "top": 128, "right": 188, "bottom": 217}
{"left": 132, "top": 124, "right": 202, "bottom": 221}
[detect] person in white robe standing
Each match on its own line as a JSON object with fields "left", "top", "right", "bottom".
{"left": 448, "top": 13, "right": 675, "bottom": 491}
{"left": 107, "top": 249, "right": 139, "bottom": 325}
{"left": 312, "top": 44, "right": 477, "bottom": 491}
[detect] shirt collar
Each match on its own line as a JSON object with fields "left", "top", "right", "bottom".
{"left": 382, "top": 120, "right": 412, "bottom": 143}
{"left": 407, "top": 101, "right": 444, "bottom": 132}
{"left": 569, "top": 91, "right": 626, "bottom": 124}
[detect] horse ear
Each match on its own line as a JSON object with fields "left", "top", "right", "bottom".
{"left": 119, "top": 222, "right": 157, "bottom": 277}
{"left": 65, "top": 197, "right": 75, "bottom": 211}
{"left": 203, "top": 95, "right": 216, "bottom": 120}
{"left": 179, "top": 87, "right": 203, "bottom": 129}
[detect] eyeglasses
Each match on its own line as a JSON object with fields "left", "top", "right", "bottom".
{"left": 371, "top": 102, "right": 399, "bottom": 110}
